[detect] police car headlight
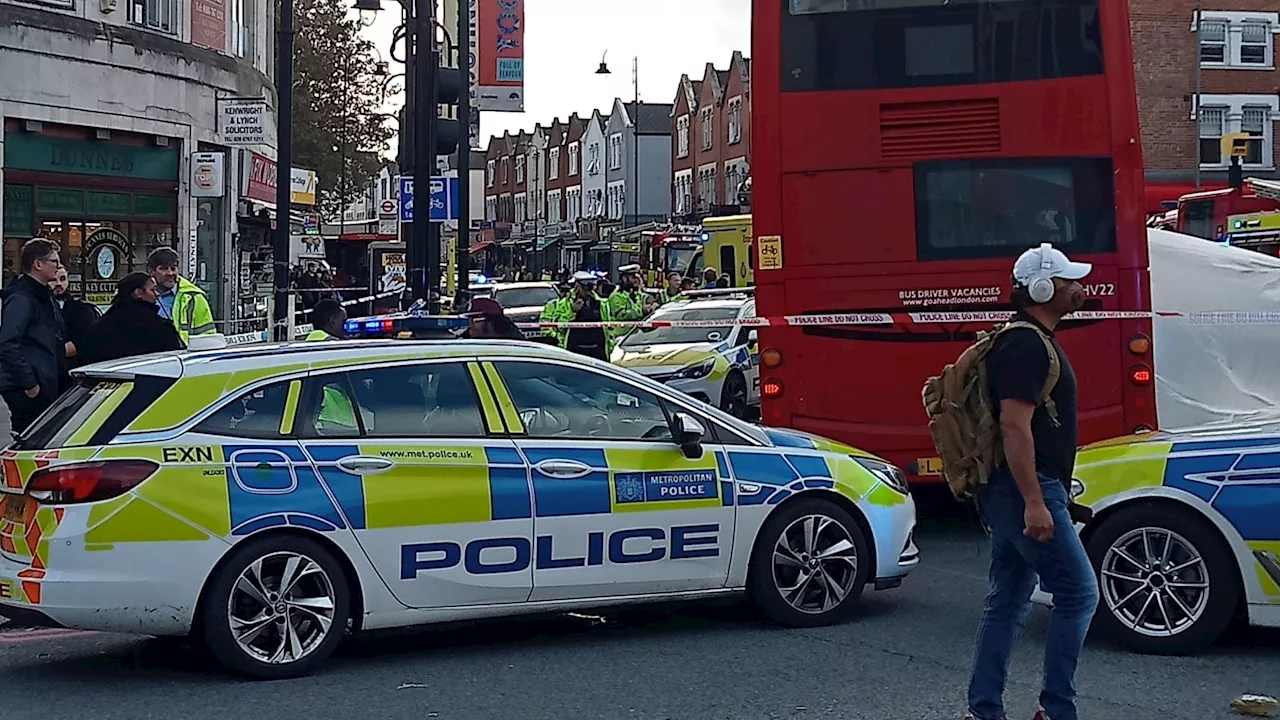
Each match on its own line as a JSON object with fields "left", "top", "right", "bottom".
{"left": 674, "top": 359, "right": 715, "bottom": 380}
{"left": 853, "top": 457, "right": 909, "bottom": 495}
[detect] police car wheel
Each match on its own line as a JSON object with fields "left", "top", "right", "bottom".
{"left": 720, "top": 371, "right": 749, "bottom": 419}
{"left": 200, "top": 535, "right": 352, "bottom": 679}
{"left": 748, "top": 498, "right": 870, "bottom": 627}
{"left": 1086, "top": 503, "right": 1239, "bottom": 656}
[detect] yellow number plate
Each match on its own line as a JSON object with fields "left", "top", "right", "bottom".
{"left": 1, "top": 495, "right": 28, "bottom": 523}
{"left": 917, "top": 457, "right": 944, "bottom": 476}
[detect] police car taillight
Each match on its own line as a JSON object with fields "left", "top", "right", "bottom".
{"left": 26, "top": 460, "right": 159, "bottom": 504}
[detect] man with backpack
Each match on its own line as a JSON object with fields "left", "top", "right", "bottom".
{"left": 922, "top": 243, "right": 1098, "bottom": 720}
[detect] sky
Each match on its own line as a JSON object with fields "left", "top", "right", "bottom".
{"left": 361, "top": 0, "right": 751, "bottom": 146}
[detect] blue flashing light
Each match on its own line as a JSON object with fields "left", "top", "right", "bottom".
{"left": 344, "top": 320, "right": 360, "bottom": 333}
{"left": 363, "top": 320, "right": 384, "bottom": 331}
{"left": 699, "top": 231, "right": 710, "bottom": 243}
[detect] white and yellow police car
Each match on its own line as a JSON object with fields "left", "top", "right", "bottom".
{"left": 1034, "top": 425, "right": 1280, "bottom": 654}
{"left": 612, "top": 289, "right": 760, "bottom": 419}
{"left": 0, "top": 338, "right": 917, "bottom": 678}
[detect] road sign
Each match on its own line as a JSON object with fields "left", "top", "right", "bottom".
{"left": 398, "top": 176, "right": 459, "bottom": 223}
{"left": 380, "top": 199, "right": 397, "bottom": 215}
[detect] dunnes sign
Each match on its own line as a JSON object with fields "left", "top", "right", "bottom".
{"left": 3, "top": 134, "right": 179, "bottom": 181}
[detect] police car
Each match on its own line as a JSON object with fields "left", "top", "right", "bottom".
{"left": 0, "top": 338, "right": 917, "bottom": 678}
{"left": 612, "top": 289, "right": 759, "bottom": 419}
{"left": 1033, "top": 426, "right": 1280, "bottom": 654}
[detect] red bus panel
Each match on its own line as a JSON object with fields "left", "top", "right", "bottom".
{"left": 753, "top": 0, "right": 1155, "bottom": 484}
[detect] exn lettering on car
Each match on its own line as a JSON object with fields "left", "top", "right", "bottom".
{"left": 400, "top": 524, "right": 721, "bottom": 578}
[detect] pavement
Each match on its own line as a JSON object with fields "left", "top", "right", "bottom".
{"left": 0, "top": 491, "right": 1274, "bottom": 720}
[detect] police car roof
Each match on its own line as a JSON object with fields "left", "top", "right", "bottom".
{"left": 472, "top": 281, "right": 557, "bottom": 290}
{"left": 73, "top": 339, "right": 580, "bottom": 381}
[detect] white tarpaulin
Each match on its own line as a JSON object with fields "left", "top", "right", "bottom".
{"left": 1150, "top": 228, "right": 1280, "bottom": 431}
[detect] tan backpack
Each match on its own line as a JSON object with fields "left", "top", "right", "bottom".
{"left": 921, "top": 322, "right": 1060, "bottom": 500}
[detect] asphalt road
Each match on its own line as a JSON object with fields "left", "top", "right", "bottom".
{"left": 0, "top": 491, "right": 1275, "bottom": 720}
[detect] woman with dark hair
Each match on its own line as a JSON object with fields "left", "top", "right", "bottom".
{"left": 79, "top": 273, "right": 185, "bottom": 365}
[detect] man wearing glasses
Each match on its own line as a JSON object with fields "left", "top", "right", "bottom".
{"left": 0, "top": 239, "right": 66, "bottom": 435}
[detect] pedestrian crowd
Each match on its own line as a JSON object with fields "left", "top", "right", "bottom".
{"left": 0, "top": 239, "right": 214, "bottom": 437}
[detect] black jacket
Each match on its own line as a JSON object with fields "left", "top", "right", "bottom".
{"left": 79, "top": 299, "right": 185, "bottom": 366}
{"left": 0, "top": 275, "right": 65, "bottom": 395}
{"left": 57, "top": 295, "right": 100, "bottom": 370}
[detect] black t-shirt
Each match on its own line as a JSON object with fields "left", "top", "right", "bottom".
{"left": 987, "top": 312, "right": 1078, "bottom": 488}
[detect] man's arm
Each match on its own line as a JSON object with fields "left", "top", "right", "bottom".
{"left": 0, "top": 295, "right": 38, "bottom": 393}
{"left": 991, "top": 331, "right": 1055, "bottom": 542}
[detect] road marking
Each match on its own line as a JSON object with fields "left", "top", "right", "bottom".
{"left": 0, "top": 628, "right": 100, "bottom": 644}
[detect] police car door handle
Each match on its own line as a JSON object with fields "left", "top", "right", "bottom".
{"left": 535, "top": 459, "right": 593, "bottom": 479}
{"left": 336, "top": 456, "right": 395, "bottom": 475}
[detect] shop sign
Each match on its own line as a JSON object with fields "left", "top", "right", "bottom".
{"left": 191, "top": 0, "right": 227, "bottom": 52}
{"left": 133, "top": 195, "right": 175, "bottom": 218}
{"left": 217, "top": 98, "right": 269, "bottom": 147}
{"left": 290, "top": 168, "right": 318, "bottom": 206}
{"left": 86, "top": 192, "right": 131, "bottom": 216}
{"left": 3, "top": 134, "right": 178, "bottom": 181}
{"left": 243, "top": 153, "right": 319, "bottom": 206}
{"left": 191, "top": 152, "right": 226, "bottom": 198}
{"left": 2, "top": 185, "right": 33, "bottom": 237}
{"left": 36, "top": 187, "right": 84, "bottom": 215}
{"left": 378, "top": 251, "right": 406, "bottom": 294}
{"left": 81, "top": 227, "right": 129, "bottom": 306}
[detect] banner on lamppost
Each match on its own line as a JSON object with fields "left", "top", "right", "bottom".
{"left": 476, "top": 0, "right": 523, "bottom": 113}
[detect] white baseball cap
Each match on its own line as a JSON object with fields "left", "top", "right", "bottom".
{"left": 1012, "top": 243, "right": 1092, "bottom": 286}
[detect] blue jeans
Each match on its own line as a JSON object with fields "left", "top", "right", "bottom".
{"left": 967, "top": 470, "right": 1099, "bottom": 720}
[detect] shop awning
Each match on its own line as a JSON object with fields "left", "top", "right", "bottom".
{"left": 469, "top": 240, "right": 495, "bottom": 253}
{"left": 536, "top": 236, "right": 558, "bottom": 251}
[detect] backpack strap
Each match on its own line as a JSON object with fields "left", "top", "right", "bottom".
{"left": 994, "top": 321, "right": 1062, "bottom": 427}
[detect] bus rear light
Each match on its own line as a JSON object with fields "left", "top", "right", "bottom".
{"left": 1127, "top": 335, "right": 1151, "bottom": 354}
{"left": 1129, "top": 365, "right": 1153, "bottom": 385}
{"left": 762, "top": 377, "right": 784, "bottom": 398}
{"left": 26, "top": 460, "right": 159, "bottom": 504}
{"left": 761, "top": 348, "right": 783, "bottom": 368}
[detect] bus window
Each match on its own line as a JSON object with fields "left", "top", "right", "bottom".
{"left": 720, "top": 245, "right": 737, "bottom": 287}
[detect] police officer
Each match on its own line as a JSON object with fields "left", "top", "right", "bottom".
{"left": 543, "top": 271, "right": 615, "bottom": 360}
{"left": 305, "top": 299, "right": 347, "bottom": 341}
{"left": 659, "top": 271, "right": 684, "bottom": 304}
{"left": 606, "top": 264, "right": 646, "bottom": 322}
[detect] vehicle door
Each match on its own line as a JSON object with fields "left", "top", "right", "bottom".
{"left": 734, "top": 301, "right": 761, "bottom": 405}
{"left": 296, "top": 360, "right": 531, "bottom": 609}
{"left": 483, "top": 359, "right": 735, "bottom": 602}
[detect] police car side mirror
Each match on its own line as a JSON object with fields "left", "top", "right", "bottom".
{"left": 747, "top": 329, "right": 758, "bottom": 347}
{"left": 672, "top": 412, "right": 706, "bottom": 459}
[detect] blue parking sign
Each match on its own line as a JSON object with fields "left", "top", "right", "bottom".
{"left": 398, "top": 176, "right": 458, "bottom": 223}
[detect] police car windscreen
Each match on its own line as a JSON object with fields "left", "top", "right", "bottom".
{"left": 622, "top": 307, "right": 740, "bottom": 346}
{"left": 496, "top": 286, "right": 559, "bottom": 309}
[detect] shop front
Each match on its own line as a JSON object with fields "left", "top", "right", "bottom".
{"left": 2, "top": 124, "right": 179, "bottom": 305}
{"left": 233, "top": 151, "right": 318, "bottom": 328}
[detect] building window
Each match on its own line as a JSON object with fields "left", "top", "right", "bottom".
{"left": 700, "top": 107, "right": 714, "bottom": 150}
{"left": 567, "top": 187, "right": 581, "bottom": 220}
{"left": 587, "top": 143, "right": 601, "bottom": 175}
{"left": 727, "top": 98, "right": 743, "bottom": 145}
{"left": 129, "top": 0, "right": 176, "bottom": 32}
{"left": 674, "top": 172, "right": 693, "bottom": 214}
{"left": 698, "top": 166, "right": 717, "bottom": 208}
{"left": 569, "top": 143, "right": 579, "bottom": 176}
{"left": 487, "top": 160, "right": 495, "bottom": 187}
{"left": 549, "top": 148, "right": 560, "bottom": 180}
{"left": 515, "top": 194, "right": 526, "bottom": 223}
{"left": 485, "top": 197, "right": 497, "bottom": 220}
{"left": 1197, "top": 12, "right": 1277, "bottom": 69}
{"left": 608, "top": 134, "right": 623, "bottom": 170}
{"left": 1242, "top": 107, "right": 1269, "bottom": 165}
{"left": 515, "top": 156, "right": 525, "bottom": 184}
{"left": 232, "top": 0, "right": 254, "bottom": 58}
{"left": 501, "top": 158, "right": 510, "bottom": 184}
{"left": 548, "top": 190, "right": 562, "bottom": 223}
{"left": 1199, "top": 107, "right": 1225, "bottom": 166}
{"left": 676, "top": 115, "right": 690, "bottom": 157}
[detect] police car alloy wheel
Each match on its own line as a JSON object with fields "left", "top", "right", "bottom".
{"left": 720, "top": 371, "right": 749, "bottom": 419}
{"left": 747, "top": 498, "right": 871, "bottom": 627}
{"left": 200, "top": 535, "right": 352, "bottom": 679}
{"left": 1086, "top": 504, "right": 1239, "bottom": 656}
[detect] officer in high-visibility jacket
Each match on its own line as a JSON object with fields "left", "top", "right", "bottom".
{"left": 148, "top": 248, "right": 216, "bottom": 344}
{"left": 605, "top": 264, "right": 646, "bottom": 322}
{"left": 303, "top": 299, "right": 357, "bottom": 429}
{"left": 542, "top": 271, "right": 615, "bottom": 360}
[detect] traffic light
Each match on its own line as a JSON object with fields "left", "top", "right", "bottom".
{"left": 430, "top": 66, "right": 461, "bottom": 156}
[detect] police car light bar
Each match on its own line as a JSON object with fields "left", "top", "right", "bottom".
{"left": 344, "top": 313, "right": 470, "bottom": 338}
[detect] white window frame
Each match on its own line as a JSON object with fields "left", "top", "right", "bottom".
{"left": 567, "top": 187, "right": 582, "bottom": 220}
{"left": 587, "top": 143, "right": 601, "bottom": 176}
{"left": 549, "top": 148, "right": 560, "bottom": 180}
{"left": 676, "top": 115, "right": 691, "bottom": 158}
{"left": 485, "top": 197, "right": 497, "bottom": 221}
{"left": 1195, "top": 94, "right": 1279, "bottom": 170}
{"left": 501, "top": 157, "right": 510, "bottom": 185}
{"left": 515, "top": 156, "right": 525, "bottom": 184}
{"left": 514, "top": 193, "right": 527, "bottom": 223}
{"left": 547, "top": 189, "right": 562, "bottom": 224}
{"left": 608, "top": 134, "right": 623, "bottom": 170}
{"left": 700, "top": 107, "right": 714, "bottom": 150}
{"left": 727, "top": 97, "right": 743, "bottom": 145}
{"left": 1194, "top": 12, "right": 1278, "bottom": 70}
{"left": 674, "top": 169, "right": 694, "bottom": 214}
{"left": 569, "top": 143, "right": 580, "bottom": 176}
{"left": 607, "top": 181, "right": 626, "bottom": 220}
{"left": 129, "top": 0, "right": 177, "bottom": 33}
{"left": 487, "top": 160, "right": 496, "bottom": 187}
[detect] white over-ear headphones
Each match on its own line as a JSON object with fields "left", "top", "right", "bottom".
{"left": 1026, "top": 242, "right": 1057, "bottom": 304}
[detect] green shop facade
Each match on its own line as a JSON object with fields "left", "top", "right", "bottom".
{"left": 2, "top": 123, "right": 179, "bottom": 306}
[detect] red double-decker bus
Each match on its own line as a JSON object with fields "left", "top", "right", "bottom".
{"left": 752, "top": 0, "right": 1156, "bottom": 484}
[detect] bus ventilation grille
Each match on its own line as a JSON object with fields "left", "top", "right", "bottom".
{"left": 879, "top": 99, "right": 1001, "bottom": 159}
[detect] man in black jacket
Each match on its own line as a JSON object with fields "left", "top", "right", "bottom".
{"left": 51, "top": 267, "right": 100, "bottom": 382}
{"left": 0, "top": 239, "right": 66, "bottom": 435}
{"left": 79, "top": 273, "right": 185, "bottom": 366}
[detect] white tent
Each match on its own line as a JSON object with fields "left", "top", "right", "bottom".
{"left": 1150, "top": 228, "right": 1280, "bottom": 431}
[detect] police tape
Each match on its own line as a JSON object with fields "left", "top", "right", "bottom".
{"left": 514, "top": 309, "right": 1280, "bottom": 330}
{"left": 221, "top": 290, "right": 406, "bottom": 345}
{"left": 290, "top": 289, "right": 404, "bottom": 318}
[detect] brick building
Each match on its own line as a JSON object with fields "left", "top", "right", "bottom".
{"left": 670, "top": 51, "right": 752, "bottom": 221}
{"left": 1134, "top": 2, "right": 1280, "bottom": 210}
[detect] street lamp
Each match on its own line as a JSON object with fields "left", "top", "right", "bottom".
{"left": 596, "top": 52, "right": 640, "bottom": 228}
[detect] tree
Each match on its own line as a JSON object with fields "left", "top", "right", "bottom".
{"left": 291, "top": 0, "right": 396, "bottom": 220}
